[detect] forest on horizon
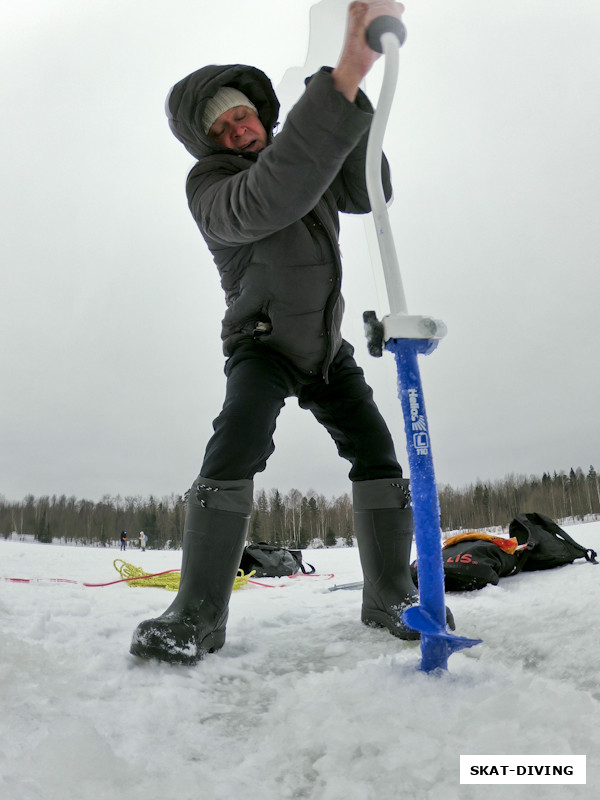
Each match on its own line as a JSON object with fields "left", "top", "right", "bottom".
{"left": 1, "top": 466, "right": 599, "bottom": 550}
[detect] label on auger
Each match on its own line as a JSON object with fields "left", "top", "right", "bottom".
{"left": 408, "top": 388, "right": 430, "bottom": 455}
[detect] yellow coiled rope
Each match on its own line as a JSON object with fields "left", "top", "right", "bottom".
{"left": 113, "top": 559, "right": 254, "bottom": 591}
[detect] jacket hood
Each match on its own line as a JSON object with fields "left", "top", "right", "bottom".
{"left": 165, "top": 64, "right": 280, "bottom": 160}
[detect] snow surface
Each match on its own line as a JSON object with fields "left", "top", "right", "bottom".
{"left": 1, "top": 522, "right": 598, "bottom": 800}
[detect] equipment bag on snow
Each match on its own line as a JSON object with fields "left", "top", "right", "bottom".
{"left": 239, "top": 542, "right": 316, "bottom": 578}
{"left": 411, "top": 514, "right": 597, "bottom": 591}
{"left": 411, "top": 532, "right": 520, "bottom": 592}
{"left": 509, "top": 512, "right": 598, "bottom": 572}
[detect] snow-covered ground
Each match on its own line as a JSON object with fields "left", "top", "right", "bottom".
{"left": 1, "top": 522, "right": 598, "bottom": 800}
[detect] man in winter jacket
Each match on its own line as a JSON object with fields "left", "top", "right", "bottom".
{"left": 131, "top": 0, "right": 453, "bottom": 664}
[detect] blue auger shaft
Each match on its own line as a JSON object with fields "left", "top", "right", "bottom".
{"left": 387, "top": 338, "right": 449, "bottom": 670}
{"left": 387, "top": 338, "right": 481, "bottom": 671}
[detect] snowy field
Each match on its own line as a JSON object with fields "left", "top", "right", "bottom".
{"left": 1, "top": 521, "right": 598, "bottom": 800}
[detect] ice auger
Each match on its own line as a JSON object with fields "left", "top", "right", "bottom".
{"left": 363, "top": 14, "right": 481, "bottom": 671}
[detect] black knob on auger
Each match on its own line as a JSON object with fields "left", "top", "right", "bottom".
{"left": 363, "top": 310, "right": 385, "bottom": 357}
{"left": 365, "top": 15, "right": 407, "bottom": 53}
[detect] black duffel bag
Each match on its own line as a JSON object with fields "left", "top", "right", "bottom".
{"left": 240, "top": 542, "right": 316, "bottom": 578}
{"left": 411, "top": 533, "right": 519, "bottom": 592}
{"left": 510, "top": 512, "right": 598, "bottom": 571}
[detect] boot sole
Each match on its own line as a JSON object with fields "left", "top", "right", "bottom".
{"left": 361, "top": 608, "right": 420, "bottom": 641}
{"left": 130, "top": 628, "right": 226, "bottom": 665}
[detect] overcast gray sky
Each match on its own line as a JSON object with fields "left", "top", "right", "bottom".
{"left": 2, "top": 0, "right": 599, "bottom": 504}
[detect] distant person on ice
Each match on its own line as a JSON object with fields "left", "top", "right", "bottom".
{"left": 120, "top": 531, "right": 127, "bottom": 551}
{"left": 139, "top": 531, "right": 148, "bottom": 551}
{"left": 131, "top": 0, "right": 453, "bottom": 664}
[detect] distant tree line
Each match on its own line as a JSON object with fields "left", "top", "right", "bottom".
{"left": 439, "top": 466, "right": 600, "bottom": 531}
{"left": 1, "top": 466, "right": 598, "bottom": 548}
{"left": 0, "top": 493, "right": 186, "bottom": 550}
{"left": 249, "top": 488, "right": 354, "bottom": 549}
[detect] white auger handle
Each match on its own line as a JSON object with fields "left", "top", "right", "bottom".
{"left": 364, "top": 15, "right": 447, "bottom": 344}
{"left": 365, "top": 16, "right": 408, "bottom": 319}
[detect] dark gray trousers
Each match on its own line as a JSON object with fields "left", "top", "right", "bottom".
{"left": 201, "top": 340, "right": 403, "bottom": 483}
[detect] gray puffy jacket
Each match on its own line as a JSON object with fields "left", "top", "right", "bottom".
{"left": 166, "top": 63, "right": 391, "bottom": 379}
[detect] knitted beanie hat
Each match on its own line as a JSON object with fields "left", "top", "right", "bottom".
{"left": 202, "top": 87, "right": 258, "bottom": 134}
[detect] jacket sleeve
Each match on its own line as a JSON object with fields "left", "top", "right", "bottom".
{"left": 328, "top": 124, "right": 392, "bottom": 214}
{"left": 321, "top": 71, "right": 392, "bottom": 214}
{"left": 186, "top": 69, "right": 382, "bottom": 246}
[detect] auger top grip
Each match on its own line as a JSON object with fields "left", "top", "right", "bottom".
{"left": 365, "top": 15, "right": 407, "bottom": 53}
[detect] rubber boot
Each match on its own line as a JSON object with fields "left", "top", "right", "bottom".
{"left": 353, "top": 478, "right": 421, "bottom": 640}
{"left": 353, "top": 478, "right": 455, "bottom": 640}
{"left": 130, "top": 477, "right": 252, "bottom": 664}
